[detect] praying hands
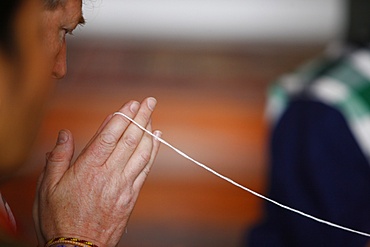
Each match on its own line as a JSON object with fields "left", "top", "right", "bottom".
{"left": 33, "top": 97, "right": 161, "bottom": 247}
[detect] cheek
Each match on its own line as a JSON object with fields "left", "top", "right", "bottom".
{"left": 19, "top": 22, "right": 53, "bottom": 103}
{"left": 13, "top": 7, "right": 54, "bottom": 137}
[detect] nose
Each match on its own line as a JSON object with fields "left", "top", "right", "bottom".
{"left": 52, "top": 41, "right": 67, "bottom": 79}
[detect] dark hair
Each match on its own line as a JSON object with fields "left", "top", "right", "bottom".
{"left": 0, "top": 0, "right": 24, "bottom": 58}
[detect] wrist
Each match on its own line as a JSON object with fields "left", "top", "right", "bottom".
{"left": 45, "top": 237, "right": 99, "bottom": 247}
{"left": 49, "top": 245, "right": 75, "bottom": 247}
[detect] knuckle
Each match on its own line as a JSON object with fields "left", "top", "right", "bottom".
{"left": 120, "top": 188, "right": 136, "bottom": 209}
{"left": 123, "top": 134, "right": 139, "bottom": 150}
{"left": 47, "top": 150, "right": 65, "bottom": 163}
{"left": 83, "top": 132, "right": 118, "bottom": 162}
{"left": 142, "top": 166, "right": 151, "bottom": 177}
{"left": 100, "top": 131, "right": 118, "bottom": 148}
{"left": 139, "top": 151, "right": 151, "bottom": 165}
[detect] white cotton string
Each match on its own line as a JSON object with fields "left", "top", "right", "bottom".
{"left": 113, "top": 111, "right": 370, "bottom": 238}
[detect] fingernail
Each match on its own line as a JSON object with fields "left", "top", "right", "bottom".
{"left": 154, "top": 130, "right": 162, "bottom": 141}
{"left": 57, "top": 130, "right": 68, "bottom": 144}
{"left": 130, "top": 101, "right": 140, "bottom": 113}
{"left": 147, "top": 97, "right": 157, "bottom": 111}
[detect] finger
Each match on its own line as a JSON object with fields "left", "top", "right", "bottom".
{"left": 106, "top": 97, "right": 157, "bottom": 171}
{"left": 82, "top": 114, "right": 113, "bottom": 153}
{"left": 42, "top": 129, "right": 74, "bottom": 190}
{"left": 133, "top": 130, "right": 162, "bottom": 191}
{"left": 76, "top": 100, "right": 140, "bottom": 167}
{"left": 121, "top": 120, "right": 155, "bottom": 183}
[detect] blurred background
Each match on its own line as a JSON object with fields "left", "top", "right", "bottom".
{"left": 1, "top": 0, "right": 348, "bottom": 246}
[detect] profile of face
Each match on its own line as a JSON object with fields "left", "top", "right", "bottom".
{"left": 0, "top": 0, "right": 83, "bottom": 177}
{"left": 42, "top": 0, "right": 84, "bottom": 79}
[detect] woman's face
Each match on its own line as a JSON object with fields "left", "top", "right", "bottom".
{"left": 0, "top": 0, "right": 52, "bottom": 177}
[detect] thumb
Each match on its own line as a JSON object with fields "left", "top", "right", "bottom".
{"left": 43, "top": 129, "right": 74, "bottom": 189}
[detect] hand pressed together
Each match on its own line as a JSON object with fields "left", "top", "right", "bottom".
{"left": 33, "top": 97, "right": 161, "bottom": 247}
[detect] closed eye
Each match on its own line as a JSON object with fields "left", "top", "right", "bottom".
{"left": 64, "top": 28, "right": 74, "bottom": 36}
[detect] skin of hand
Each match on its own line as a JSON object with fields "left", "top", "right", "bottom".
{"left": 33, "top": 97, "right": 161, "bottom": 247}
